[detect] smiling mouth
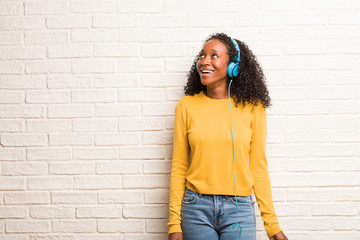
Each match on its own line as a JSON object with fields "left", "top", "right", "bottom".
{"left": 201, "top": 69, "right": 214, "bottom": 75}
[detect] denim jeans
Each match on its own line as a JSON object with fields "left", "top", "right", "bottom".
{"left": 180, "top": 187, "right": 256, "bottom": 240}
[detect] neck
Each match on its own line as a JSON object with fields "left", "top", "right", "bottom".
{"left": 205, "top": 86, "right": 228, "bottom": 99}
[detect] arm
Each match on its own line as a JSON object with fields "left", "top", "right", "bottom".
{"left": 248, "top": 103, "right": 282, "bottom": 238}
{"left": 168, "top": 101, "right": 190, "bottom": 234}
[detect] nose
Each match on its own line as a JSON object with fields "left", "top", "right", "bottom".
{"left": 199, "top": 56, "right": 211, "bottom": 68}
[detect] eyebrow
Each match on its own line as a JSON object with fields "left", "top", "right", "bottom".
{"left": 199, "top": 49, "right": 220, "bottom": 53}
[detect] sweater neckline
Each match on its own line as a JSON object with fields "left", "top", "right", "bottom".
{"left": 199, "top": 90, "right": 233, "bottom": 103}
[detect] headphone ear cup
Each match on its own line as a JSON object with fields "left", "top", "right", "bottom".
{"left": 196, "top": 60, "right": 199, "bottom": 73}
{"left": 227, "top": 62, "right": 239, "bottom": 78}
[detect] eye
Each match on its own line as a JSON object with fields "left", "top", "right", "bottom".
{"left": 212, "top": 54, "right": 218, "bottom": 58}
{"left": 199, "top": 53, "right": 205, "bottom": 58}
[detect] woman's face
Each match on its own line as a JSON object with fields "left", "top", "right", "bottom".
{"left": 197, "top": 38, "right": 229, "bottom": 88}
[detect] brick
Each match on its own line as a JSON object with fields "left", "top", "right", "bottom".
{"left": 25, "top": 2, "right": 67, "bottom": 15}
{"left": 1, "top": 162, "right": 47, "bottom": 176}
{"left": 0, "top": 105, "right": 43, "bottom": 118}
{"left": 97, "top": 161, "right": 140, "bottom": 174}
{"left": 0, "top": 236, "right": 27, "bottom": 240}
{"left": 141, "top": 74, "right": 186, "bottom": 87}
{"left": 286, "top": 217, "right": 332, "bottom": 230}
{"left": 188, "top": 14, "right": 235, "bottom": 27}
{"left": 52, "top": 220, "right": 96, "bottom": 233}
{"left": 50, "top": 162, "right": 95, "bottom": 175}
{"left": 0, "top": 61, "right": 23, "bottom": 74}
{"left": 48, "top": 105, "right": 93, "bottom": 118}
{"left": 0, "top": 32, "right": 22, "bottom": 45}
{"left": 118, "top": 117, "right": 164, "bottom": 131}
{"left": 72, "top": 119, "right": 117, "bottom": 132}
{"left": 119, "top": 146, "right": 165, "bottom": 159}
{"left": 140, "top": 15, "right": 185, "bottom": 28}
{"left": 93, "top": 15, "right": 136, "bottom": 28}
{"left": 30, "top": 235, "right": 76, "bottom": 240}
{"left": 123, "top": 205, "right": 167, "bottom": 218}
{"left": 118, "top": 88, "right": 163, "bottom": 102}
{"left": 25, "top": 31, "right": 68, "bottom": 44}
{"left": 312, "top": 203, "right": 358, "bottom": 216}
{"left": 308, "top": 173, "right": 359, "bottom": 187}
{"left": 1, "top": 134, "right": 47, "bottom": 147}
{"left": 274, "top": 203, "right": 311, "bottom": 216}
{"left": 73, "top": 148, "right": 118, "bottom": 160}
{"left": 333, "top": 217, "right": 360, "bottom": 230}
{"left": 46, "top": 17, "right": 91, "bottom": 29}
{"left": 285, "top": 159, "right": 330, "bottom": 172}
{"left": 95, "top": 103, "right": 140, "bottom": 117}
{"left": 94, "top": 74, "right": 139, "bottom": 88}
{"left": 26, "top": 60, "right": 70, "bottom": 74}
{"left": 146, "top": 219, "right": 168, "bottom": 233}
{"left": 51, "top": 192, "right": 96, "bottom": 205}
{"left": 6, "top": 220, "right": 49, "bottom": 233}
{"left": 47, "top": 75, "right": 92, "bottom": 89}
{"left": 30, "top": 206, "right": 75, "bottom": 219}
{"left": 47, "top": 44, "right": 92, "bottom": 58}
{"left": 0, "top": 75, "right": 45, "bottom": 89}
{"left": 27, "top": 120, "right": 71, "bottom": 133}
{"left": 98, "top": 220, "right": 143, "bottom": 233}
{"left": 27, "top": 148, "right": 71, "bottom": 161}
{"left": 0, "top": 46, "right": 44, "bottom": 60}
{"left": 0, "top": 16, "right": 44, "bottom": 30}
{"left": 94, "top": 44, "right": 139, "bottom": 57}
{"left": 0, "top": 149, "right": 25, "bottom": 161}
{"left": 71, "top": 2, "right": 114, "bottom": 13}
{"left": 74, "top": 176, "right": 121, "bottom": 190}
{"left": 28, "top": 177, "right": 72, "bottom": 190}
{"left": 95, "top": 132, "right": 140, "bottom": 145}
{"left": 0, "top": 120, "right": 22, "bottom": 132}
{"left": 0, "top": 90, "right": 24, "bottom": 104}
{"left": 118, "top": 29, "right": 163, "bottom": 42}
{"left": 165, "top": 59, "right": 192, "bottom": 73}
{"left": 118, "top": 59, "right": 163, "bottom": 73}
{"left": 72, "top": 59, "right": 115, "bottom": 73}
{"left": 141, "top": 103, "right": 176, "bottom": 116}
{"left": 71, "top": 29, "right": 116, "bottom": 42}
{"left": 26, "top": 91, "right": 69, "bottom": 103}
{"left": 76, "top": 206, "right": 122, "bottom": 218}
{"left": 78, "top": 235, "right": 123, "bottom": 240}
{"left": 143, "top": 161, "right": 171, "bottom": 174}
{"left": 287, "top": 188, "right": 333, "bottom": 202}
{"left": 0, "top": 177, "right": 24, "bottom": 190}
{"left": 143, "top": 131, "right": 172, "bottom": 145}
{"left": 0, "top": 3, "right": 21, "bottom": 15}
{"left": 123, "top": 234, "right": 167, "bottom": 240}
{"left": 283, "top": 13, "right": 328, "bottom": 25}
{"left": 117, "top": 0, "right": 162, "bottom": 13}
{"left": 165, "top": 88, "right": 184, "bottom": 101}
{"left": 329, "top": 12, "right": 360, "bottom": 25}
{"left": 123, "top": 175, "right": 168, "bottom": 189}
{"left": 142, "top": 44, "right": 185, "bottom": 57}
{"left": 71, "top": 90, "right": 116, "bottom": 103}
{"left": 98, "top": 190, "right": 143, "bottom": 204}
{"left": 49, "top": 134, "right": 93, "bottom": 146}
{"left": 0, "top": 207, "right": 26, "bottom": 219}
{"left": 144, "top": 189, "right": 169, "bottom": 204}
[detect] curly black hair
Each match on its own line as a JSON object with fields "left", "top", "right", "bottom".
{"left": 184, "top": 32, "right": 271, "bottom": 110}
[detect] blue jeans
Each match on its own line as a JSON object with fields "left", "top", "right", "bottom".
{"left": 180, "top": 187, "right": 256, "bottom": 240}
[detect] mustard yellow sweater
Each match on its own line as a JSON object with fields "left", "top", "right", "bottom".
{"left": 168, "top": 90, "right": 282, "bottom": 237}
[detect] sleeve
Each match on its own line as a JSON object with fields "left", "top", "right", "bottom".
{"left": 167, "top": 101, "right": 190, "bottom": 234}
{"left": 248, "top": 103, "right": 282, "bottom": 238}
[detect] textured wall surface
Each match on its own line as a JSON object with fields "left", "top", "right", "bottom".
{"left": 0, "top": 0, "right": 360, "bottom": 239}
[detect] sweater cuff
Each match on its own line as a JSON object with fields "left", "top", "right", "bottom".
{"left": 266, "top": 223, "right": 282, "bottom": 238}
{"left": 168, "top": 224, "right": 182, "bottom": 234}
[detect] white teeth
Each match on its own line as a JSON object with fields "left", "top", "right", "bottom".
{"left": 201, "top": 70, "right": 213, "bottom": 74}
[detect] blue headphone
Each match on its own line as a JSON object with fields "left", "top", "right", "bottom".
{"left": 196, "top": 38, "right": 241, "bottom": 78}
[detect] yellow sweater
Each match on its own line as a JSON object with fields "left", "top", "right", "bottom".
{"left": 168, "top": 90, "right": 282, "bottom": 237}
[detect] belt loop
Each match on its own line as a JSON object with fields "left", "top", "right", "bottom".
{"left": 199, "top": 193, "right": 203, "bottom": 198}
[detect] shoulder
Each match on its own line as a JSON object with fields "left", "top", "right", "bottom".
{"left": 177, "top": 93, "right": 201, "bottom": 107}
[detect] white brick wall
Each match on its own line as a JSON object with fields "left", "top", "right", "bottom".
{"left": 0, "top": 0, "right": 359, "bottom": 239}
